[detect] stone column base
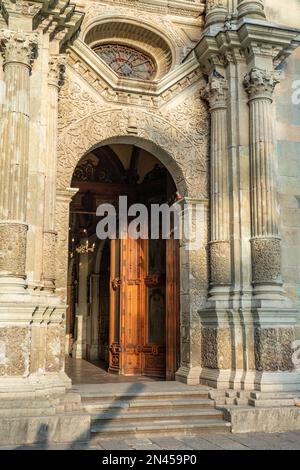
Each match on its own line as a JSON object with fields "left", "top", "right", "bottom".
{"left": 175, "top": 365, "right": 202, "bottom": 385}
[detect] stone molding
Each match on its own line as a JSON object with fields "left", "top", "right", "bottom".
{"left": 237, "top": 0, "right": 266, "bottom": 19}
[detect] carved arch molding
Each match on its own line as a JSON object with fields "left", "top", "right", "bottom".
{"left": 57, "top": 107, "right": 209, "bottom": 199}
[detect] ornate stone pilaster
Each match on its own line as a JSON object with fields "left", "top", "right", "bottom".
{"left": 244, "top": 68, "right": 282, "bottom": 297}
{"left": 42, "top": 56, "right": 66, "bottom": 291}
{"left": 176, "top": 198, "right": 209, "bottom": 385}
{"left": 55, "top": 188, "right": 78, "bottom": 301}
{"left": 237, "top": 0, "right": 266, "bottom": 19}
{"left": 204, "top": 74, "right": 231, "bottom": 295}
{"left": 205, "top": 0, "right": 228, "bottom": 27}
{"left": 0, "top": 30, "right": 37, "bottom": 289}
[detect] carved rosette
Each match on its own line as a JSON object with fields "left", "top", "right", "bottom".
{"left": 210, "top": 241, "right": 231, "bottom": 286}
{"left": 0, "top": 223, "right": 27, "bottom": 276}
{"left": 251, "top": 237, "right": 282, "bottom": 285}
{"left": 42, "top": 230, "right": 57, "bottom": 290}
{"left": 244, "top": 68, "right": 280, "bottom": 101}
{"left": 254, "top": 327, "right": 295, "bottom": 372}
{"left": 0, "top": 29, "right": 37, "bottom": 68}
{"left": 48, "top": 55, "right": 67, "bottom": 88}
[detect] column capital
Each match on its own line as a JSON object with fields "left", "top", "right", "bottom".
{"left": 48, "top": 54, "right": 67, "bottom": 88}
{"left": 244, "top": 68, "right": 280, "bottom": 101}
{"left": 203, "top": 72, "right": 228, "bottom": 110}
{"left": 0, "top": 29, "right": 38, "bottom": 68}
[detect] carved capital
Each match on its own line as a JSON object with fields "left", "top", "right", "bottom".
{"left": 48, "top": 55, "right": 66, "bottom": 88}
{"left": 244, "top": 68, "right": 280, "bottom": 101}
{"left": 203, "top": 74, "right": 228, "bottom": 110}
{"left": 0, "top": 29, "right": 37, "bottom": 68}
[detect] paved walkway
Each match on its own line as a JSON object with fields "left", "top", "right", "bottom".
{"left": 1, "top": 432, "right": 300, "bottom": 450}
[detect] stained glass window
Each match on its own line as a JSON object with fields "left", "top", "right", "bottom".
{"left": 93, "top": 44, "right": 156, "bottom": 81}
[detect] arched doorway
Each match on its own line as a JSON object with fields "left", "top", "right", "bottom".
{"left": 66, "top": 143, "right": 181, "bottom": 380}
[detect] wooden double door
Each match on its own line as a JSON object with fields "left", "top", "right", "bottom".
{"left": 108, "top": 235, "right": 180, "bottom": 379}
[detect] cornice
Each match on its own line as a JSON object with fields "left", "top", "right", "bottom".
{"left": 194, "top": 16, "right": 300, "bottom": 72}
{"left": 88, "top": 0, "right": 205, "bottom": 18}
{"left": 67, "top": 38, "right": 203, "bottom": 108}
{"left": 0, "top": 0, "right": 84, "bottom": 50}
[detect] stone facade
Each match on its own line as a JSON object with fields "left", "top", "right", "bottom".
{"left": 0, "top": 0, "right": 299, "bottom": 440}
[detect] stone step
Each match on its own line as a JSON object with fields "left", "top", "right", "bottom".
{"left": 248, "top": 398, "right": 297, "bottom": 408}
{"left": 91, "top": 408, "right": 223, "bottom": 425}
{"left": 0, "top": 400, "right": 51, "bottom": 409}
{"left": 250, "top": 391, "right": 300, "bottom": 400}
{"left": 0, "top": 407, "right": 57, "bottom": 418}
{"left": 90, "top": 419, "right": 231, "bottom": 439}
{"left": 83, "top": 398, "right": 215, "bottom": 412}
{"left": 81, "top": 390, "right": 209, "bottom": 402}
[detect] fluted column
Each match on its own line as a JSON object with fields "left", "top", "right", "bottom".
{"left": 244, "top": 68, "right": 282, "bottom": 297}
{"left": 237, "top": 0, "right": 266, "bottom": 19}
{"left": 205, "top": 0, "right": 228, "bottom": 28}
{"left": 0, "top": 30, "right": 37, "bottom": 292}
{"left": 205, "top": 74, "right": 231, "bottom": 296}
{"left": 42, "top": 56, "right": 65, "bottom": 291}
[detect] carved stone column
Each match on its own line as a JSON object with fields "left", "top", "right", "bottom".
{"left": 42, "top": 56, "right": 66, "bottom": 291}
{"left": 205, "top": 74, "right": 231, "bottom": 297}
{"left": 244, "top": 68, "right": 282, "bottom": 298}
{"left": 205, "top": 1, "right": 228, "bottom": 27}
{"left": 0, "top": 30, "right": 37, "bottom": 293}
{"left": 237, "top": 0, "right": 266, "bottom": 19}
{"left": 175, "top": 198, "right": 209, "bottom": 384}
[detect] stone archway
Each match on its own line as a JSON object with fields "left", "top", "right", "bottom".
{"left": 56, "top": 107, "right": 209, "bottom": 384}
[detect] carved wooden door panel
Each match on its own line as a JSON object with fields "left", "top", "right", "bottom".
{"left": 108, "top": 234, "right": 179, "bottom": 378}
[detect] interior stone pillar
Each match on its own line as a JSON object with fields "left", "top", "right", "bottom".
{"left": 90, "top": 273, "right": 100, "bottom": 360}
{"left": 0, "top": 30, "right": 37, "bottom": 294}
{"left": 42, "top": 56, "right": 65, "bottom": 292}
{"left": 244, "top": 68, "right": 282, "bottom": 299}
{"left": 205, "top": 73, "right": 231, "bottom": 299}
{"left": 237, "top": 0, "right": 266, "bottom": 19}
{"left": 176, "top": 198, "right": 208, "bottom": 384}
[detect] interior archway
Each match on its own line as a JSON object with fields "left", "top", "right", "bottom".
{"left": 65, "top": 143, "right": 181, "bottom": 382}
